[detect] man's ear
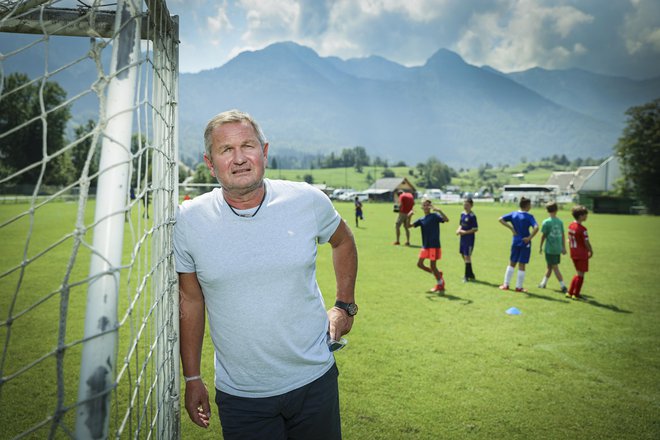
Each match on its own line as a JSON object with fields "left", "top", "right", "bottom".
{"left": 203, "top": 153, "right": 216, "bottom": 178}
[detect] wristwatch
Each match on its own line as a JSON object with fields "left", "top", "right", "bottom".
{"left": 334, "top": 300, "right": 358, "bottom": 317}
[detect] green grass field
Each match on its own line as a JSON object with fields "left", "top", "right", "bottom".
{"left": 1, "top": 200, "right": 659, "bottom": 439}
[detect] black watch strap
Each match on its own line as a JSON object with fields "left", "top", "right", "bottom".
{"left": 334, "top": 300, "right": 358, "bottom": 316}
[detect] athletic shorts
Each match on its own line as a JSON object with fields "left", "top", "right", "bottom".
{"left": 396, "top": 212, "right": 410, "bottom": 227}
{"left": 419, "top": 247, "right": 442, "bottom": 261}
{"left": 509, "top": 244, "right": 531, "bottom": 264}
{"left": 215, "top": 364, "right": 341, "bottom": 440}
{"left": 572, "top": 258, "right": 589, "bottom": 273}
{"left": 459, "top": 241, "right": 474, "bottom": 256}
{"left": 545, "top": 253, "right": 561, "bottom": 265}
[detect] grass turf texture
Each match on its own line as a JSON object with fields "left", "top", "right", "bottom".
{"left": 1, "top": 200, "right": 659, "bottom": 439}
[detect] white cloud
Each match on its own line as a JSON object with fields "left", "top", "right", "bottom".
{"left": 456, "top": 0, "right": 595, "bottom": 72}
{"left": 238, "top": 0, "right": 300, "bottom": 44}
{"left": 166, "top": 0, "right": 660, "bottom": 78}
{"left": 207, "top": 3, "right": 233, "bottom": 34}
{"left": 623, "top": 0, "right": 660, "bottom": 54}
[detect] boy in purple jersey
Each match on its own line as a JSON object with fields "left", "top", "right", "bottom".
{"left": 498, "top": 197, "right": 539, "bottom": 292}
{"left": 456, "top": 198, "right": 478, "bottom": 281}
{"left": 412, "top": 198, "right": 449, "bottom": 293}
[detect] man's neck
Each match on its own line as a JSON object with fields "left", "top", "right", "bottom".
{"left": 223, "top": 182, "right": 266, "bottom": 209}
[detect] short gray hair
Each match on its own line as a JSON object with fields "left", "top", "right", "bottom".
{"left": 203, "top": 109, "right": 267, "bottom": 156}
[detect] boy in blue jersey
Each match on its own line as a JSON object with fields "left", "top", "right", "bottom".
{"left": 499, "top": 197, "right": 539, "bottom": 292}
{"left": 413, "top": 198, "right": 449, "bottom": 293}
{"left": 456, "top": 198, "right": 478, "bottom": 281}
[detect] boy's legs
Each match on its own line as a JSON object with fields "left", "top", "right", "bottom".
{"left": 403, "top": 223, "right": 411, "bottom": 245}
{"left": 429, "top": 260, "right": 443, "bottom": 287}
{"left": 513, "top": 245, "right": 533, "bottom": 292}
{"left": 460, "top": 243, "right": 475, "bottom": 280}
{"left": 419, "top": 249, "right": 444, "bottom": 292}
{"left": 394, "top": 213, "right": 406, "bottom": 244}
{"left": 539, "top": 263, "right": 552, "bottom": 288}
{"left": 501, "top": 261, "right": 516, "bottom": 290}
{"left": 552, "top": 264, "right": 567, "bottom": 292}
{"left": 501, "top": 244, "right": 521, "bottom": 289}
{"left": 503, "top": 245, "right": 530, "bottom": 291}
{"left": 417, "top": 257, "right": 431, "bottom": 274}
{"left": 540, "top": 254, "right": 567, "bottom": 291}
{"left": 568, "top": 259, "right": 588, "bottom": 298}
{"left": 516, "top": 262, "right": 527, "bottom": 291}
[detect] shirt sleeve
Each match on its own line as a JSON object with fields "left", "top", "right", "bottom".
{"left": 311, "top": 185, "right": 341, "bottom": 244}
{"left": 173, "top": 205, "right": 196, "bottom": 273}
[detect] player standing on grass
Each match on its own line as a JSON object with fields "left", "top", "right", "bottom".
{"left": 538, "top": 202, "right": 568, "bottom": 293}
{"left": 456, "top": 198, "right": 478, "bottom": 282}
{"left": 567, "top": 205, "right": 593, "bottom": 300}
{"left": 413, "top": 198, "right": 449, "bottom": 293}
{"left": 394, "top": 190, "right": 415, "bottom": 245}
{"left": 354, "top": 196, "right": 363, "bottom": 228}
{"left": 499, "top": 197, "right": 539, "bottom": 293}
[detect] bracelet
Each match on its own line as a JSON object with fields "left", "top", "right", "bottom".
{"left": 184, "top": 375, "right": 202, "bottom": 383}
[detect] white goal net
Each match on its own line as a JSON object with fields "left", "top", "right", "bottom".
{"left": 0, "top": 1, "right": 180, "bottom": 438}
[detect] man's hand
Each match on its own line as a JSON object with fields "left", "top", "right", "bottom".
{"left": 185, "top": 380, "right": 211, "bottom": 428}
{"left": 327, "top": 307, "right": 354, "bottom": 341}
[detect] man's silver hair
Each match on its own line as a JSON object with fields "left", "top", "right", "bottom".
{"left": 203, "top": 109, "right": 267, "bottom": 156}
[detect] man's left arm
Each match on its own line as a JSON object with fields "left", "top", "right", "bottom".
{"left": 327, "top": 219, "right": 358, "bottom": 341}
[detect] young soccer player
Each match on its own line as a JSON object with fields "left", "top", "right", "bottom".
{"left": 567, "top": 205, "right": 593, "bottom": 300}
{"left": 354, "top": 196, "right": 364, "bottom": 228}
{"left": 499, "top": 197, "right": 539, "bottom": 292}
{"left": 412, "top": 198, "right": 449, "bottom": 293}
{"left": 538, "top": 202, "right": 568, "bottom": 293}
{"left": 456, "top": 198, "right": 478, "bottom": 281}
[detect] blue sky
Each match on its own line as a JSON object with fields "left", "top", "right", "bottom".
{"left": 166, "top": 0, "right": 660, "bottom": 79}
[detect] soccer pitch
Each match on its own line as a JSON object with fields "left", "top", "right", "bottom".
{"left": 322, "top": 201, "right": 660, "bottom": 440}
{"left": 1, "top": 200, "right": 659, "bottom": 439}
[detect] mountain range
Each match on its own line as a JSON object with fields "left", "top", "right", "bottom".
{"left": 3, "top": 35, "right": 659, "bottom": 168}
{"left": 179, "top": 42, "right": 660, "bottom": 167}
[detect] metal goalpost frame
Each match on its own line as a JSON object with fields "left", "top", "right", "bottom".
{"left": 0, "top": 0, "right": 180, "bottom": 438}
{"left": 74, "top": 0, "right": 143, "bottom": 438}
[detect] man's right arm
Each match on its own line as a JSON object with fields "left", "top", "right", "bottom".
{"left": 179, "top": 272, "right": 211, "bottom": 428}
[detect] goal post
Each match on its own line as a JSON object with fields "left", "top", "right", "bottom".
{"left": 0, "top": 1, "right": 180, "bottom": 438}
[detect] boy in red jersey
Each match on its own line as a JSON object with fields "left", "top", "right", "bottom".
{"left": 567, "top": 205, "right": 593, "bottom": 300}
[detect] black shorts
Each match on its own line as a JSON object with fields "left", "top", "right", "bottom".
{"left": 215, "top": 363, "right": 341, "bottom": 440}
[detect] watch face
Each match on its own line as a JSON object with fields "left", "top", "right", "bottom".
{"left": 347, "top": 303, "right": 358, "bottom": 316}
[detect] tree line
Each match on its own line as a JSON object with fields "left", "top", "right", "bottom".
{"left": 2, "top": 73, "right": 659, "bottom": 213}
{"left": 0, "top": 73, "right": 187, "bottom": 191}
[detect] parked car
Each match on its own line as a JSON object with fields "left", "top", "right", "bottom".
{"left": 330, "top": 188, "right": 354, "bottom": 200}
{"left": 337, "top": 191, "right": 368, "bottom": 202}
{"left": 421, "top": 189, "right": 443, "bottom": 200}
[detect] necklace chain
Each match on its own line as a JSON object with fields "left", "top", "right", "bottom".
{"left": 225, "top": 186, "right": 266, "bottom": 218}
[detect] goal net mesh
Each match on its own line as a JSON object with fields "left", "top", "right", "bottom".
{"left": 0, "top": 0, "right": 180, "bottom": 438}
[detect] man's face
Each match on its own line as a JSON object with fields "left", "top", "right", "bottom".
{"left": 422, "top": 201, "right": 432, "bottom": 213}
{"left": 204, "top": 121, "right": 268, "bottom": 194}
